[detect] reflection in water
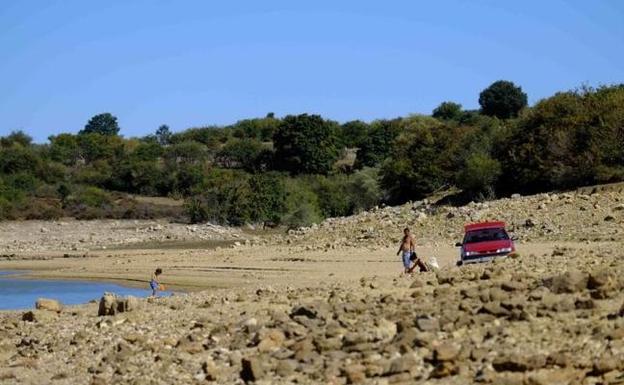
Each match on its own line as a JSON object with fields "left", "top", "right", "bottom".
{"left": 0, "top": 271, "right": 165, "bottom": 310}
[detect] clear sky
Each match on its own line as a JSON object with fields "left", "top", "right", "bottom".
{"left": 1, "top": 1, "right": 623, "bottom": 142}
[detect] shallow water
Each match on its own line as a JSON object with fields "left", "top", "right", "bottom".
{"left": 0, "top": 271, "right": 162, "bottom": 310}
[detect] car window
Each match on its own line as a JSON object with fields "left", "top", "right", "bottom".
{"left": 464, "top": 228, "right": 509, "bottom": 243}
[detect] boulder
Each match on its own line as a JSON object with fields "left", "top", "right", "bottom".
{"left": 35, "top": 298, "right": 62, "bottom": 312}
{"left": 547, "top": 270, "right": 588, "bottom": 294}
{"left": 240, "top": 357, "right": 264, "bottom": 383}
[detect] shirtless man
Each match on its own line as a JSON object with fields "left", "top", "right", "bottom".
{"left": 397, "top": 227, "right": 415, "bottom": 274}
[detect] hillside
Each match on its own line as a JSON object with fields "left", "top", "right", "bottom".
{"left": 1, "top": 184, "right": 623, "bottom": 383}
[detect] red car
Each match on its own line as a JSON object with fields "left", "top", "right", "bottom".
{"left": 455, "top": 221, "right": 516, "bottom": 266}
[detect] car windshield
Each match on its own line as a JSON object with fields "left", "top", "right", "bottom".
{"left": 464, "top": 228, "right": 509, "bottom": 244}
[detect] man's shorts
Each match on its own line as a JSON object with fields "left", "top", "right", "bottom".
{"left": 402, "top": 251, "right": 412, "bottom": 269}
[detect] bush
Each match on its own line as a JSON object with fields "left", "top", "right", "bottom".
{"left": 346, "top": 167, "right": 382, "bottom": 212}
{"left": 273, "top": 114, "right": 340, "bottom": 175}
{"left": 282, "top": 179, "right": 323, "bottom": 228}
{"left": 456, "top": 153, "right": 502, "bottom": 197}
{"left": 479, "top": 80, "right": 528, "bottom": 119}
{"left": 432, "top": 102, "right": 463, "bottom": 121}
{"left": 354, "top": 119, "right": 401, "bottom": 169}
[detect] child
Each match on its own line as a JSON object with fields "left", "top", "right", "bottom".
{"left": 150, "top": 268, "right": 163, "bottom": 296}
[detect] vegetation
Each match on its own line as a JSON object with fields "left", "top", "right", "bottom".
{"left": 1, "top": 82, "right": 623, "bottom": 227}
{"left": 479, "top": 80, "right": 528, "bottom": 119}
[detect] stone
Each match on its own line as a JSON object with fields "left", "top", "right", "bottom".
{"left": 98, "top": 293, "right": 118, "bottom": 316}
{"left": 547, "top": 270, "right": 588, "bottom": 294}
{"left": 373, "top": 319, "right": 397, "bottom": 342}
{"left": 202, "top": 359, "right": 220, "bottom": 381}
{"left": 275, "top": 360, "right": 296, "bottom": 377}
{"left": 434, "top": 342, "right": 460, "bottom": 362}
{"left": 525, "top": 368, "right": 582, "bottom": 385}
{"left": 415, "top": 317, "right": 439, "bottom": 332}
{"left": 22, "top": 310, "right": 57, "bottom": 323}
{"left": 492, "top": 354, "right": 547, "bottom": 372}
{"left": 257, "top": 329, "right": 286, "bottom": 353}
{"left": 241, "top": 357, "right": 264, "bottom": 382}
{"left": 344, "top": 364, "right": 367, "bottom": 384}
{"left": 35, "top": 298, "right": 62, "bottom": 312}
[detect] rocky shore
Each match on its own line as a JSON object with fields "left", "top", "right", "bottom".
{"left": 1, "top": 184, "right": 623, "bottom": 384}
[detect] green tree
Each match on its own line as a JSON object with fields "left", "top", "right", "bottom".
{"left": 155, "top": 124, "right": 172, "bottom": 145}
{"left": 354, "top": 119, "right": 401, "bottom": 169}
{"left": 216, "top": 139, "right": 264, "bottom": 170}
{"left": 340, "top": 120, "right": 369, "bottom": 148}
{"left": 479, "top": 80, "right": 528, "bottom": 119}
{"left": 379, "top": 116, "right": 454, "bottom": 203}
{"left": 80, "top": 113, "right": 121, "bottom": 136}
{"left": 49, "top": 134, "right": 81, "bottom": 165}
{"left": 1, "top": 131, "right": 32, "bottom": 147}
{"left": 273, "top": 114, "right": 340, "bottom": 175}
{"left": 456, "top": 153, "right": 502, "bottom": 197}
{"left": 432, "top": 102, "right": 463, "bottom": 121}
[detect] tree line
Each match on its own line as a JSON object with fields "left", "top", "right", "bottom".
{"left": 1, "top": 81, "right": 623, "bottom": 226}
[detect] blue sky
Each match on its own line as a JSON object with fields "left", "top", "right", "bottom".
{"left": 1, "top": 1, "right": 623, "bottom": 142}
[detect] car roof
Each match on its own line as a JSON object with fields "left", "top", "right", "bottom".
{"left": 464, "top": 221, "right": 506, "bottom": 232}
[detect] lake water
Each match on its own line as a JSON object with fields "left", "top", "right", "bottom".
{"left": 0, "top": 271, "right": 160, "bottom": 311}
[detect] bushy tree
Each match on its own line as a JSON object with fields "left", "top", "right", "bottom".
{"left": 1, "top": 131, "right": 32, "bottom": 147}
{"left": 340, "top": 120, "right": 369, "bottom": 148}
{"left": 432, "top": 102, "right": 463, "bottom": 121}
{"left": 479, "top": 80, "right": 528, "bottom": 119}
{"left": 354, "top": 119, "right": 401, "bottom": 169}
{"left": 80, "top": 113, "right": 121, "bottom": 136}
{"left": 379, "top": 116, "right": 454, "bottom": 203}
{"left": 273, "top": 114, "right": 340, "bottom": 175}
{"left": 215, "top": 139, "right": 265, "bottom": 171}
{"left": 155, "top": 124, "right": 172, "bottom": 145}
{"left": 499, "top": 85, "right": 624, "bottom": 193}
{"left": 456, "top": 153, "right": 502, "bottom": 197}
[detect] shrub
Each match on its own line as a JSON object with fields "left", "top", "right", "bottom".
{"left": 273, "top": 114, "right": 340, "bottom": 175}
{"left": 456, "top": 153, "right": 502, "bottom": 197}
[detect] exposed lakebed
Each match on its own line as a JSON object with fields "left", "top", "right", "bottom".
{"left": 0, "top": 271, "right": 160, "bottom": 310}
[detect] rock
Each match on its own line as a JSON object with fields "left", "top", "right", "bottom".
{"left": 387, "top": 353, "right": 418, "bottom": 375}
{"left": 415, "top": 317, "right": 439, "bottom": 332}
{"left": 604, "top": 215, "right": 615, "bottom": 222}
{"left": 344, "top": 363, "right": 367, "bottom": 384}
{"left": 493, "top": 354, "right": 547, "bottom": 372}
{"left": 547, "top": 270, "right": 588, "bottom": 294}
{"left": 373, "top": 319, "right": 397, "bottom": 342}
{"left": 98, "top": 293, "right": 117, "bottom": 316}
{"left": 241, "top": 357, "right": 264, "bottom": 382}
{"left": 201, "top": 359, "right": 220, "bottom": 381}
{"left": 525, "top": 368, "right": 582, "bottom": 385}
{"left": 257, "top": 329, "right": 286, "bottom": 353}
{"left": 98, "top": 293, "right": 140, "bottom": 316}
{"left": 35, "top": 298, "right": 62, "bottom": 312}
{"left": 434, "top": 342, "right": 460, "bottom": 362}
{"left": 125, "top": 296, "right": 140, "bottom": 311}
{"left": 275, "top": 360, "right": 296, "bottom": 377}
{"left": 22, "top": 310, "right": 57, "bottom": 323}
{"left": 290, "top": 301, "right": 331, "bottom": 320}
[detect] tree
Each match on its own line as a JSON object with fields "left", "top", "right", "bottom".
{"left": 80, "top": 113, "right": 120, "bottom": 136}
{"left": 1, "top": 130, "right": 32, "bottom": 147}
{"left": 340, "top": 120, "right": 369, "bottom": 148}
{"left": 354, "top": 119, "right": 401, "bottom": 169}
{"left": 273, "top": 114, "right": 340, "bottom": 175}
{"left": 432, "top": 102, "right": 463, "bottom": 121}
{"left": 155, "top": 124, "right": 172, "bottom": 145}
{"left": 456, "top": 153, "right": 502, "bottom": 197}
{"left": 479, "top": 80, "right": 528, "bottom": 119}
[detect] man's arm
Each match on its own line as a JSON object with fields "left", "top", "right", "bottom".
{"left": 410, "top": 236, "right": 416, "bottom": 252}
